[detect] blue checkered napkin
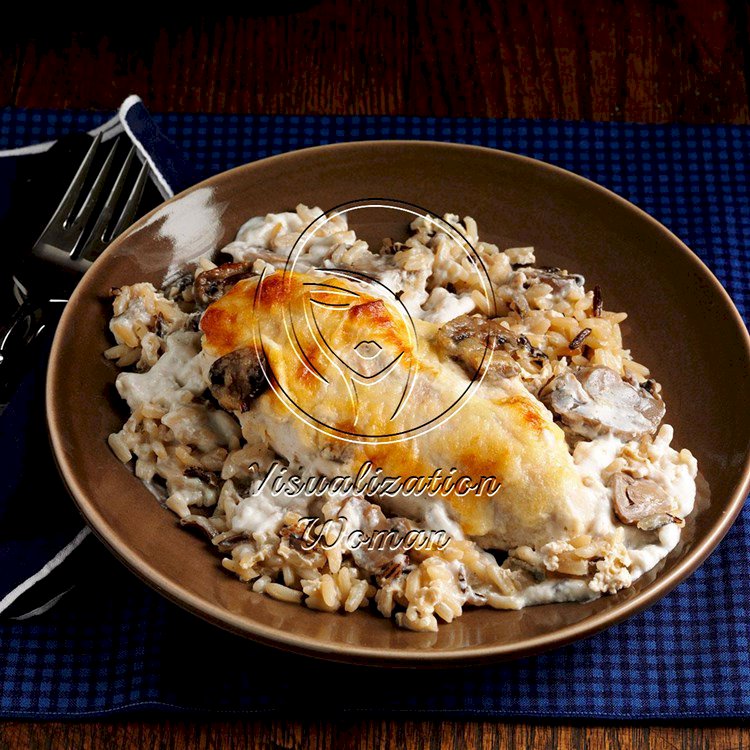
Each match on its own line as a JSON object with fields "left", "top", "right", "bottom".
{"left": 0, "top": 108, "right": 748, "bottom": 719}
{"left": 0, "top": 97, "right": 191, "bottom": 621}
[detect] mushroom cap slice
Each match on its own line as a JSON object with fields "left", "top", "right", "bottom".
{"left": 209, "top": 346, "right": 269, "bottom": 412}
{"left": 194, "top": 262, "right": 256, "bottom": 307}
{"left": 540, "top": 365, "right": 665, "bottom": 441}
{"left": 435, "top": 314, "right": 548, "bottom": 384}
{"left": 610, "top": 473, "right": 679, "bottom": 529}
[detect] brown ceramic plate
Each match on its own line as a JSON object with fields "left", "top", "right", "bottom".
{"left": 46, "top": 141, "right": 750, "bottom": 666}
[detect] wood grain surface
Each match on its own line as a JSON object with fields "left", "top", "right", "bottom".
{"left": 0, "top": 718, "right": 749, "bottom": 749}
{"left": 1, "top": 1, "right": 749, "bottom": 748}
{"left": 1, "top": 0, "right": 749, "bottom": 122}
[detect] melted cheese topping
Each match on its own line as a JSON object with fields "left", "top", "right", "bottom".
{"left": 201, "top": 270, "right": 599, "bottom": 549}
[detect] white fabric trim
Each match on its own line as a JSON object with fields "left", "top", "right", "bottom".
{"left": 0, "top": 114, "right": 123, "bottom": 159}
{"left": 0, "top": 140, "right": 56, "bottom": 158}
{"left": 11, "top": 587, "right": 74, "bottom": 620}
{"left": 0, "top": 94, "right": 174, "bottom": 199}
{"left": 0, "top": 527, "right": 90, "bottom": 615}
{"left": 89, "top": 115, "right": 123, "bottom": 140}
{"left": 118, "top": 94, "right": 174, "bottom": 199}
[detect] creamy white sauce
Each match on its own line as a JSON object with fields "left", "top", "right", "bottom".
{"left": 377, "top": 492, "right": 466, "bottom": 541}
{"left": 573, "top": 433, "right": 621, "bottom": 536}
{"left": 116, "top": 331, "right": 209, "bottom": 410}
{"left": 161, "top": 405, "right": 240, "bottom": 452}
{"left": 230, "top": 480, "right": 314, "bottom": 543}
{"left": 514, "top": 578, "right": 599, "bottom": 607}
{"left": 421, "top": 288, "right": 476, "bottom": 324}
{"left": 111, "top": 295, "right": 152, "bottom": 332}
{"left": 627, "top": 523, "right": 682, "bottom": 579}
{"left": 571, "top": 426, "right": 697, "bottom": 584}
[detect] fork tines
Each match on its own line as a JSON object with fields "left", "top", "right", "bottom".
{"left": 35, "top": 133, "right": 150, "bottom": 268}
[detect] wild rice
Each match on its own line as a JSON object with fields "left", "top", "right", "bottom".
{"left": 103, "top": 205, "right": 698, "bottom": 633}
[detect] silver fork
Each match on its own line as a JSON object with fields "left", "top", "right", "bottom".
{"left": 0, "top": 133, "right": 150, "bottom": 406}
{"left": 29, "top": 132, "right": 149, "bottom": 276}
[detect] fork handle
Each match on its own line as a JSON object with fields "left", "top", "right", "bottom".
{"left": 0, "top": 298, "right": 64, "bottom": 410}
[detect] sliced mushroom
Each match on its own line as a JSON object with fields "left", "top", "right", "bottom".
{"left": 209, "top": 347, "right": 269, "bottom": 412}
{"left": 212, "top": 529, "right": 251, "bottom": 552}
{"left": 337, "top": 496, "right": 416, "bottom": 574}
{"left": 352, "top": 516, "right": 415, "bottom": 574}
{"left": 180, "top": 514, "right": 219, "bottom": 540}
{"left": 436, "top": 314, "right": 548, "bottom": 384}
{"left": 183, "top": 466, "right": 219, "bottom": 487}
{"left": 610, "top": 473, "right": 680, "bottom": 529}
{"left": 512, "top": 265, "right": 585, "bottom": 296}
{"left": 539, "top": 365, "right": 665, "bottom": 440}
{"left": 194, "top": 262, "right": 256, "bottom": 307}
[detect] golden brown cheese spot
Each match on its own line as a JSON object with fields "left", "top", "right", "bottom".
{"left": 201, "top": 274, "right": 302, "bottom": 356}
{"left": 446, "top": 493, "right": 495, "bottom": 536}
{"left": 309, "top": 288, "right": 357, "bottom": 306}
{"left": 342, "top": 299, "right": 414, "bottom": 358}
{"left": 458, "top": 448, "right": 508, "bottom": 481}
{"left": 293, "top": 345, "right": 332, "bottom": 390}
{"left": 200, "top": 300, "right": 246, "bottom": 356}
{"left": 295, "top": 359, "right": 316, "bottom": 387}
{"left": 348, "top": 299, "right": 390, "bottom": 325}
{"left": 495, "top": 395, "right": 547, "bottom": 435}
{"left": 256, "top": 273, "right": 289, "bottom": 307}
{"left": 362, "top": 439, "right": 497, "bottom": 537}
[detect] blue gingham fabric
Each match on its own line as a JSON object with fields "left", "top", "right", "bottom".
{"left": 0, "top": 106, "right": 748, "bottom": 719}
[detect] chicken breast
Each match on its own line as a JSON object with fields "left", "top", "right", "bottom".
{"left": 200, "top": 269, "right": 598, "bottom": 550}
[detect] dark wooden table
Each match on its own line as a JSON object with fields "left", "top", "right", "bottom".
{"left": 2, "top": 0, "right": 750, "bottom": 122}
{"left": 1, "top": 2, "right": 749, "bottom": 748}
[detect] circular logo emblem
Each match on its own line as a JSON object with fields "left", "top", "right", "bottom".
{"left": 252, "top": 199, "right": 496, "bottom": 444}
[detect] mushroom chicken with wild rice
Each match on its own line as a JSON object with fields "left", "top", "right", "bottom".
{"left": 105, "top": 205, "right": 698, "bottom": 632}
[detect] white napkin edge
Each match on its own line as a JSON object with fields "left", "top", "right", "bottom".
{"left": 0, "top": 94, "right": 173, "bottom": 200}
{"left": 0, "top": 528, "right": 91, "bottom": 619}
